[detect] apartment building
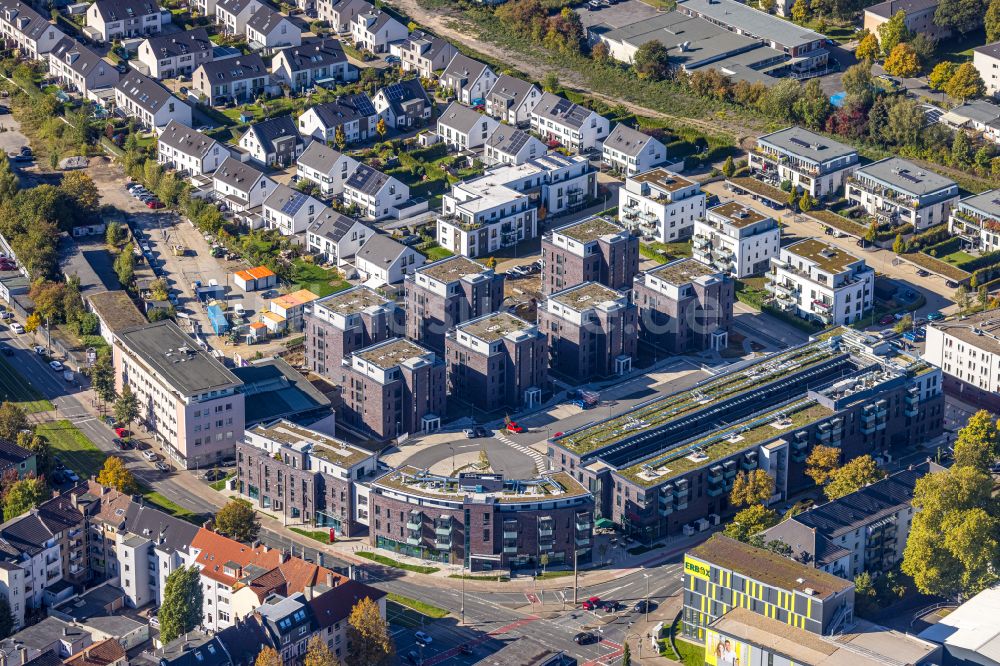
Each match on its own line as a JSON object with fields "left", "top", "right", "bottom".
{"left": 113, "top": 320, "right": 245, "bottom": 468}
{"left": 530, "top": 92, "right": 609, "bottom": 153}
{"left": 439, "top": 53, "right": 496, "bottom": 106}
{"left": 763, "top": 462, "right": 940, "bottom": 580}
{"left": 485, "top": 74, "right": 541, "bottom": 126}
{"left": 295, "top": 142, "right": 359, "bottom": 196}
{"left": 341, "top": 338, "right": 446, "bottom": 440}
{"left": 271, "top": 39, "right": 351, "bottom": 92}
{"left": 237, "top": 419, "right": 378, "bottom": 535}
{"left": 319, "top": 0, "right": 371, "bottom": 32}
{"left": 86, "top": 0, "right": 163, "bottom": 43}
{"left": 0, "top": 0, "right": 65, "bottom": 60}
{"left": 113, "top": 71, "right": 191, "bottom": 130}
{"left": 864, "top": 0, "right": 949, "bottom": 42}
{"left": 548, "top": 329, "right": 944, "bottom": 545}
{"left": 975, "top": 42, "right": 1000, "bottom": 97}
{"left": 618, "top": 168, "right": 705, "bottom": 243}
{"left": 445, "top": 311, "right": 547, "bottom": 412}
{"left": 538, "top": 282, "right": 637, "bottom": 382}
{"left": 768, "top": 239, "right": 874, "bottom": 327}
{"left": 925, "top": 308, "right": 1000, "bottom": 411}
{"left": 692, "top": 201, "right": 780, "bottom": 278}
{"left": 633, "top": 258, "right": 733, "bottom": 355}
{"left": 436, "top": 101, "right": 499, "bottom": 151}
{"left": 541, "top": 216, "right": 638, "bottom": 295}
{"left": 405, "top": 256, "right": 503, "bottom": 352}
{"left": 193, "top": 54, "right": 270, "bottom": 107}
{"left": 137, "top": 28, "right": 213, "bottom": 79}
{"left": 682, "top": 534, "right": 855, "bottom": 642}
{"left": 368, "top": 466, "right": 594, "bottom": 571}
{"left": 948, "top": 190, "right": 1000, "bottom": 252}
{"left": 601, "top": 125, "right": 668, "bottom": 176}
{"left": 749, "top": 126, "right": 859, "bottom": 200}
{"left": 846, "top": 157, "right": 959, "bottom": 231}
{"left": 262, "top": 184, "right": 325, "bottom": 235}
{"left": 48, "top": 37, "right": 119, "bottom": 97}
{"left": 304, "top": 285, "right": 399, "bottom": 379}
{"left": 391, "top": 30, "right": 457, "bottom": 79}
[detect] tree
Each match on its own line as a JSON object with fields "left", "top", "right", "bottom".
{"left": 893, "top": 233, "right": 905, "bottom": 254}
{"left": 255, "top": 647, "right": 281, "bottom": 666}
{"left": 721, "top": 156, "right": 735, "bottom": 177}
{"left": 945, "top": 62, "right": 986, "bottom": 100}
{"left": 865, "top": 219, "right": 878, "bottom": 243}
{"left": 988, "top": 0, "right": 1000, "bottom": 42}
{"left": 91, "top": 351, "right": 117, "bottom": 411}
{"left": 591, "top": 41, "right": 610, "bottom": 63}
{"left": 805, "top": 444, "right": 840, "bottom": 486}
{"left": 825, "top": 455, "right": 884, "bottom": 500}
{"left": 799, "top": 192, "right": 815, "bottom": 212}
{"left": 114, "top": 385, "right": 139, "bottom": 432}
{"left": 24, "top": 312, "right": 41, "bottom": 334}
{"left": 542, "top": 71, "right": 560, "bottom": 93}
{"left": 346, "top": 596, "right": 394, "bottom": 666}
{"left": 929, "top": 61, "right": 958, "bottom": 90}
{"left": 18, "top": 431, "right": 51, "bottom": 477}
{"left": 214, "top": 499, "right": 261, "bottom": 543}
{"left": 884, "top": 43, "right": 920, "bottom": 77}
{"left": 0, "top": 402, "right": 28, "bottom": 442}
{"left": 729, "top": 469, "right": 774, "bottom": 507}
{"left": 953, "top": 410, "right": 1000, "bottom": 472}
{"left": 105, "top": 220, "right": 124, "bottom": 247}
{"left": 842, "top": 62, "right": 874, "bottom": 103}
{"left": 935, "top": 0, "right": 985, "bottom": 34}
{"left": 0, "top": 596, "right": 12, "bottom": 640}
{"left": 856, "top": 33, "right": 880, "bottom": 61}
{"left": 484, "top": 256, "right": 497, "bottom": 269}
{"left": 97, "top": 457, "right": 138, "bottom": 494}
{"left": 375, "top": 117, "right": 386, "bottom": 140}
{"left": 334, "top": 125, "right": 346, "bottom": 151}
{"left": 160, "top": 566, "right": 204, "bottom": 642}
{"left": 4, "top": 477, "right": 47, "bottom": 520}
{"left": 622, "top": 643, "right": 631, "bottom": 666}
{"left": 909, "top": 33, "right": 937, "bottom": 69}
{"left": 955, "top": 284, "right": 971, "bottom": 312}
{"left": 791, "top": 0, "right": 809, "bottom": 22}
{"left": 902, "top": 466, "right": 999, "bottom": 599}
{"left": 633, "top": 40, "right": 673, "bottom": 81}
{"left": 114, "top": 244, "right": 135, "bottom": 288}
{"left": 304, "top": 635, "right": 339, "bottom": 666}
{"left": 723, "top": 504, "right": 779, "bottom": 543}
{"left": 59, "top": 172, "right": 100, "bottom": 217}
{"left": 894, "top": 314, "right": 913, "bottom": 333}
{"left": 952, "top": 130, "right": 973, "bottom": 167}
{"left": 877, "top": 10, "right": 911, "bottom": 55}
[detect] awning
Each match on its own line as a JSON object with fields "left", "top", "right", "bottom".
{"left": 595, "top": 518, "right": 615, "bottom": 529}
{"left": 363, "top": 276, "right": 386, "bottom": 289}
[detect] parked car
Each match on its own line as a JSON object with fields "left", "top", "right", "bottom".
{"left": 143, "top": 450, "right": 159, "bottom": 462}
{"left": 581, "top": 596, "right": 601, "bottom": 610}
{"left": 878, "top": 314, "right": 895, "bottom": 325}
{"left": 464, "top": 428, "right": 476, "bottom": 438}
{"left": 916, "top": 269, "right": 930, "bottom": 277}
{"left": 634, "top": 599, "right": 657, "bottom": 613}
{"left": 155, "top": 461, "right": 170, "bottom": 472}
{"left": 9, "top": 323, "right": 23, "bottom": 334}
{"left": 926, "top": 311, "right": 945, "bottom": 321}
{"left": 574, "top": 632, "right": 598, "bottom": 645}
{"left": 115, "top": 427, "right": 131, "bottom": 438}
{"left": 146, "top": 199, "right": 164, "bottom": 209}
{"left": 473, "top": 425, "right": 490, "bottom": 438}
{"left": 64, "top": 469, "right": 80, "bottom": 483}
{"left": 204, "top": 469, "right": 226, "bottom": 481}
{"left": 48, "top": 360, "right": 63, "bottom": 371}
{"left": 414, "top": 631, "right": 432, "bottom": 646}
{"left": 602, "top": 600, "right": 623, "bottom": 612}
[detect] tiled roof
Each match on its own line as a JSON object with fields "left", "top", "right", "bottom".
{"left": 0, "top": 0, "right": 59, "bottom": 41}
{"left": 442, "top": 53, "right": 489, "bottom": 83}
{"left": 91, "top": 0, "right": 160, "bottom": 23}
{"left": 275, "top": 38, "right": 346, "bottom": 72}
{"left": 0, "top": 436, "right": 32, "bottom": 472}
{"left": 310, "top": 93, "right": 376, "bottom": 127}
{"left": 191, "top": 528, "right": 283, "bottom": 585}
{"left": 603, "top": 124, "right": 657, "bottom": 157}
{"left": 308, "top": 580, "right": 386, "bottom": 629}
{"left": 243, "top": 114, "right": 302, "bottom": 155}
{"left": 297, "top": 141, "right": 347, "bottom": 174}
{"left": 214, "top": 155, "right": 267, "bottom": 191}
{"left": 115, "top": 71, "right": 178, "bottom": 115}
{"left": 64, "top": 638, "right": 127, "bottom": 666}
{"left": 248, "top": 5, "right": 292, "bottom": 34}
{"left": 532, "top": 92, "right": 595, "bottom": 129}
{"left": 346, "top": 163, "right": 393, "bottom": 196}
{"left": 487, "top": 74, "right": 537, "bottom": 110}
{"left": 357, "top": 233, "right": 408, "bottom": 268}
{"left": 438, "top": 100, "right": 489, "bottom": 134}
{"left": 309, "top": 209, "right": 368, "bottom": 243}
{"left": 51, "top": 37, "right": 113, "bottom": 79}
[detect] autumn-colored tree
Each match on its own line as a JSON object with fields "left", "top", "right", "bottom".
{"left": 484, "top": 256, "right": 497, "bottom": 269}
{"left": 721, "top": 155, "right": 735, "bottom": 177}
{"left": 855, "top": 33, "right": 880, "bottom": 62}
{"left": 214, "top": 499, "right": 261, "bottom": 543}
{"left": 791, "top": 0, "right": 809, "bottom": 22}
{"left": 375, "top": 117, "right": 387, "bottom": 140}
{"left": 805, "top": 444, "right": 840, "bottom": 486}
{"left": 24, "top": 312, "right": 41, "bottom": 333}
{"left": 304, "top": 634, "right": 340, "bottom": 666}
{"left": 729, "top": 469, "right": 774, "bottom": 508}
{"left": 877, "top": 10, "right": 911, "bottom": 55}
{"left": 334, "top": 125, "right": 346, "bottom": 151}
{"left": 723, "top": 504, "right": 779, "bottom": 543}
{"left": 0, "top": 402, "right": 29, "bottom": 443}
{"left": 97, "top": 457, "right": 139, "bottom": 494}
{"left": 929, "top": 61, "right": 958, "bottom": 90}
{"left": 884, "top": 43, "right": 920, "bottom": 78}
{"left": 825, "top": 455, "right": 884, "bottom": 500}
{"left": 945, "top": 62, "right": 986, "bottom": 100}
{"left": 953, "top": 410, "right": 1000, "bottom": 472}
{"left": 255, "top": 646, "right": 281, "bottom": 666}
{"left": 346, "top": 597, "right": 393, "bottom": 666}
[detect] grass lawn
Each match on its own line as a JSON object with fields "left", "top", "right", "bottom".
{"left": 387, "top": 593, "right": 450, "bottom": 619}
{"left": 37, "top": 420, "right": 103, "bottom": 478}
{"left": 209, "top": 472, "right": 235, "bottom": 491}
{"left": 536, "top": 570, "right": 573, "bottom": 580}
{"left": 639, "top": 241, "right": 692, "bottom": 264}
{"left": 290, "top": 260, "right": 352, "bottom": 297}
{"left": 422, "top": 244, "right": 453, "bottom": 262}
{"left": 0, "top": 355, "right": 53, "bottom": 413}
{"left": 934, "top": 28, "right": 985, "bottom": 64}
{"left": 290, "top": 527, "right": 332, "bottom": 543}
{"left": 661, "top": 616, "right": 705, "bottom": 666}
{"left": 142, "top": 490, "right": 205, "bottom": 525}
{"left": 355, "top": 550, "right": 440, "bottom": 574}
{"left": 447, "top": 573, "right": 511, "bottom": 582}
{"left": 938, "top": 250, "right": 976, "bottom": 266}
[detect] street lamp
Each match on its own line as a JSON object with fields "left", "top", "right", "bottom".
{"left": 643, "top": 573, "right": 650, "bottom": 622}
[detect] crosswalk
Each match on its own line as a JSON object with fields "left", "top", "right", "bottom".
{"left": 494, "top": 431, "right": 548, "bottom": 473}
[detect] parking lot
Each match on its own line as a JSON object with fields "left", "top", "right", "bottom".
{"left": 577, "top": 0, "right": 662, "bottom": 31}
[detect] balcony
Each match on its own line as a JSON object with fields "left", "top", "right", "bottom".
{"left": 433, "top": 537, "right": 452, "bottom": 550}
{"left": 707, "top": 466, "right": 723, "bottom": 482}
{"left": 706, "top": 485, "right": 724, "bottom": 497}
{"left": 406, "top": 515, "right": 423, "bottom": 530}
{"left": 575, "top": 519, "right": 592, "bottom": 531}
{"left": 539, "top": 541, "right": 554, "bottom": 551}
{"left": 503, "top": 544, "right": 518, "bottom": 554}
{"left": 406, "top": 534, "right": 422, "bottom": 546}
{"left": 575, "top": 536, "right": 590, "bottom": 547}
{"left": 435, "top": 524, "right": 453, "bottom": 536}
{"left": 503, "top": 530, "right": 518, "bottom": 539}
{"left": 538, "top": 527, "right": 554, "bottom": 538}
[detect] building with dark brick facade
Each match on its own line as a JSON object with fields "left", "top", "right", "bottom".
{"left": 236, "top": 419, "right": 378, "bottom": 536}
{"left": 538, "top": 282, "right": 638, "bottom": 383}
{"left": 540, "top": 216, "right": 638, "bottom": 295}
{"left": 367, "top": 466, "right": 594, "bottom": 571}
{"left": 547, "top": 329, "right": 944, "bottom": 545}
{"left": 341, "top": 338, "right": 446, "bottom": 441}
{"left": 633, "top": 258, "right": 734, "bottom": 356}
{"left": 404, "top": 256, "right": 504, "bottom": 352}
{"left": 304, "top": 285, "right": 400, "bottom": 380}
{"left": 445, "top": 311, "right": 547, "bottom": 413}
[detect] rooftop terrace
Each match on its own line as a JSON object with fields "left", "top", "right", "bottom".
{"left": 784, "top": 238, "right": 862, "bottom": 274}
{"left": 250, "top": 420, "right": 373, "bottom": 468}
{"left": 554, "top": 216, "right": 625, "bottom": 243}
{"left": 315, "top": 286, "right": 389, "bottom": 315}
{"left": 549, "top": 282, "right": 624, "bottom": 311}
{"left": 631, "top": 168, "right": 695, "bottom": 194}
{"left": 374, "top": 466, "right": 590, "bottom": 503}
{"left": 710, "top": 201, "right": 770, "bottom": 228}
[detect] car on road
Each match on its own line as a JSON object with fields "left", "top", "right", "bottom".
{"left": 112, "top": 438, "right": 132, "bottom": 451}
{"left": 48, "top": 360, "right": 63, "bottom": 371}
{"left": 878, "top": 314, "right": 895, "bottom": 325}
{"left": 602, "top": 600, "right": 623, "bottom": 612}
{"left": 155, "top": 461, "right": 170, "bottom": 472}
{"left": 143, "top": 451, "right": 159, "bottom": 462}
{"left": 506, "top": 421, "right": 524, "bottom": 433}
{"left": 0, "top": 346, "right": 11, "bottom": 357}
{"left": 473, "top": 425, "right": 490, "bottom": 438}
{"left": 916, "top": 269, "right": 930, "bottom": 277}
{"left": 385, "top": 55, "right": 401, "bottom": 64}
{"left": 581, "top": 596, "right": 601, "bottom": 610}
{"left": 945, "top": 280, "right": 960, "bottom": 289}
{"left": 146, "top": 199, "right": 164, "bottom": 209}
{"left": 634, "top": 599, "right": 657, "bottom": 613}
{"left": 64, "top": 469, "right": 79, "bottom": 483}
{"left": 33, "top": 345, "right": 45, "bottom": 355}
{"left": 464, "top": 428, "right": 477, "bottom": 438}
{"left": 574, "top": 632, "right": 598, "bottom": 645}
{"left": 414, "top": 631, "right": 432, "bottom": 646}
{"left": 926, "top": 311, "right": 944, "bottom": 321}
{"left": 9, "top": 323, "right": 23, "bottom": 334}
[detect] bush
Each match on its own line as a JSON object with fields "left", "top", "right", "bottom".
{"left": 923, "top": 237, "right": 961, "bottom": 257}
{"left": 960, "top": 250, "right": 1000, "bottom": 272}
{"left": 908, "top": 224, "right": 950, "bottom": 251}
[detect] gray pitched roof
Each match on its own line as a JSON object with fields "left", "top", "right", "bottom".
{"left": 346, "top": 163, "right": 393, "bottom": 196}
{"left": 115, "top": 71, "right": 178, "bottom": 114}
{"left": 158, "top": 119, "right": 220, "bottom": 158}
{"left": 0, "top": 512, "right": 56, "bottom": 557}
{"left": 263, "top": 182, "right": 323, "bottom": 216}
{"left": 217, "top": 0, "right": 257, "bottom": 15}
{"left": 0, "top": 437, "right": 33, "bottom": 473}
{"left": 603, "top": 124, "right": 657, "bottom": 157}
{"left": 310, "top": 93, "right": 376, "bottom": 127}
{"left": 947, "top": 100, "right": 1000, "bottom": 125}
{"left": 92, "top": 0, "right": 160, "bottom": 22}
{"left": 121, "top": 500, "right": 200, "bottom": 554}
{"left": 865, "top": 0, "right": 939, "bottom": 18}
{"left": 0, "top": 0, "right": 59, "bottom": 41}
{"left": 309, "top": 209, "right": 368, "bottom": 242}
{"left": 275, "top": 38, "right": 346, "bottom": 73}
{"left": 50, "top": 37, "right": 111, "bottom": 78}
{"left": 486, "top": 126, "right": 537, "bottom": 154}
{"left": 214, "top": 155, "right": 267, "bottom": 191}
{"left": 243, "top": 114, "right": 302, "bottom": 155}
{"left": 247, "top": 5, "right": 292, "bottom": 33}
{"left": 329, "top": 0, "right": 372, "bottom": 17}
{"left": 357, "top": 234, "right": 408, "bottom": 268}
{"left": 402, "top": 30, "right": 452, "bottom": 61}
{"left": 377, "top": 78, "right": 429, "bottom": 117}
{"left": 438, "top": 101, "right": 488, "bottom": 134}
{"left": 532, "top": 92, "right": 595, "bottom": 130}
{"left": 442, "top": 52, "right": 489, "bottom": 84}
{"left": 975, "top": 41, "right": 1000, "bottom": 59}
{"left": 197, "top": 53, "right": 267, "bottom": 84}
{"left": 143, "top": 28, "right": 212, "bottom": 59}
{"left": 296, "top": 141, "right": 346, "bottom": 174}
{"left": 486, "top": 74, "right": 537, "bottom": 110}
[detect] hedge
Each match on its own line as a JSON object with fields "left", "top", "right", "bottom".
{"left": 959, "top": 250, "right": 1000, "bottom": 273}
{"left": 909, "top": 224, "right": 950, "bottom": 251}
{"left": 923, "top": 237, "right": 962, "bottom": 257}
{"left": 902, "top": 253, "right": 970, "bottom": 281}
{"left": 806, "top": 210, "right": 867, "bottom": 237}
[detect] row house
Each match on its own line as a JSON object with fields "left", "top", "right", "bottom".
{"left": 157, "top": 120, "right": 229, "bottom": 176}
{"left": 342, "top": 164, "right": 409, "bottom": 221}
{"left": 303, "top": 285, "right": 399, "bottom": 379}
{"left": 483, "top": 126, "right": 546, "bottom": 166}
{"left": 530, "top": 92, "right": 609, "bottom": 153}
{"left": 618, "top": 168, "right": 705, "bottom": 243}
{"left": 137, "top": 28, "right": 213, "bottom": 79}
{"left": 0, "top": 0, "right": 65, "bottom": 60}
{"left": 113, "top": 71, "right": 191, "bottom": 130}
{"left": 601, "top": 124, "right": 668, "bottom": 177}
{"left": 372, "top": 78, "right": 432, "bottom": 128}
{"left": 271, "top": 38, "right": 351, "bottom": 92}
{"left": 354, "top": 233, "right": 424, "bottom": 285}
{"left": 239, "top": 114, "right": 307, "bottom": 168}
{"left": 246, "top": 6, "right": 301, "bottom": 51}
{"left": 215, "top": 0, "right": 264, "bottom": 36}
{"left": 439, "top": 53, "right": 496, "bottom": 105}
{"left": 305, "top": 210, "right": 373, "bottom": 265}
{"left": 297, "top": 93, "right": 378, "bottom": 144}
{"left": 391, "top": 30, "right": 456, "bottom": 78}
{"left": 262, "top": 184, "right": 326, "bottom": 235}
{"left": 350, "top": 10, "right": 406, "bottom": 54}
{"left": 48, "top": 37, "right": 119, "bottom": 97}
{"left": 318, "top": 0, "right": 372, "bottom": 33}
{"left": 86, "top": 0, "right": 163, "bottom": 43}
{"left": 213, "top": 155, "right": 276, "bottom": 215}
{"left": 436, "top": 101, "right": 499, "bottom": 151}
{"left": 295, "top": 141, "right": 359, "bottom": 197}
{"left": 540, "top": 216, "right": 638, "bottom": 296}
{"left": 193, "top": 53, "right": 270, "bottom": 107}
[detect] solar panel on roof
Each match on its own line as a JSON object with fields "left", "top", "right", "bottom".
{"left": 788, "top": 136, "right": 812, "bottom": 148}
{"left": 897, "top": 170, "right": 921, "bottom": 183}
{"left": 279, "top": 193, "right": 307, "bottom": 216}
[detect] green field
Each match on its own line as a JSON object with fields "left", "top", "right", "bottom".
{"left": 0, "top": 356, "right": 53, "bottom": 413}
{"left": 37, "top": 420, "right": 104, "bottom": 478}
{"left": 143, "top": 490, "right": 206, "bottom": 525}
{"left": 290, "top": 527, "right": 332, "bottom": 543}
{"left": 209, "top": 472, "right": 235, "bottom": 491}
{"left": 422, "top": 244, "right": 454, "bottom": 262}
{"left": 290, "top": 260, "right": 352, "bottom": 297}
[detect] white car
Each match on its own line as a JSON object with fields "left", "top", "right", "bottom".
{"left": 414, "top": 631, "right": 432, "bottom": 646}
{"left": 143, "top": 450, "right": 159, "bottom": 462}
{"left": 9, "top": 323, "right": 23, "bottom": 334}
{"left": 48, "top": 360, "right": 63, "bottom": 371}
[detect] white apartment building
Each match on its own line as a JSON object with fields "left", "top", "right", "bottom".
{"left": 693, "top": 201, "right": 780, "bottom": 278}
{"left": 601, "top": 124, "right": 667, "bottom": 176}
{"left": 262, "top": 184, "right": 326, "bottom": 235}
{"left": 948, "top": 190, "right": 1000, "bottom": 252}
{"left": 319, "top": 0, "right": 371, "bottom": 32}
{"left": 530, "top": 92, "right": 609, "bottom": 153}
{"left": 618, "top": 167, "right": 705, "bottom": 242}
{"left": 974, "top": 42, "right": 1000, "bottom": 98}
{"left": 485, "top": 74, "right": 541, "bottom": 126}
{"left": 349, "top": 10, "right": 406, "bottom": 54}
{"left": 437, "top": 172, "right": 536, "bottom": 259}
{"left": 112, "top": 320, "right": 246, "bottom": 469}
{"left": 749, "top": 126, "right": 859, "bottom": 199}
{"left": 768, "top": 238, "right": 874, "bottom": 327}
{"left": 846, "top": 157, "right": 959, "bottom": 231}
{"left": 157, "top": 120, "right": 229, "bottom": 175}
{"left": 391, "top": 30, "right": 456, "bottom": 78}
{"left": 114, "top": 508, "right": 198, "bottom": 609}
{"left": 925, "top": 309, "right": 1000, "bottom": 410}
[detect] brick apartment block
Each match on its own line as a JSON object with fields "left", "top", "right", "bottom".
{"left": 304, "top": 286, "right": 400, "bottom": 380}
{"left": 541, "top": 215, "right": 638, "bottom": 295}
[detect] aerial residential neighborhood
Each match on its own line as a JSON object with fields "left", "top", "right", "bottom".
{"left": 0, "top": 0, "right": 997, "bottom": 662}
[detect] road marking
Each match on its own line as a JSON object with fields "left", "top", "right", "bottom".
{"left": 494, "top": 432, "right": 546, "bottom": 473}
{"left": 422, "top": 615, "right": 541, "bottom": 666}
{"left": 525, "top": 592, "right": 539, "bottom": 604}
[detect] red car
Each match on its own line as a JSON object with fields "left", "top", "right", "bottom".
{"left": 114, "top": 427, "right": 131, "bottom": 438}
{"left": 879, "top": 314, "right": 895, "bottom": 325}
{"left": 581, "top": 596, "right": 601, "bottom": 610}
{"left": 506, "top": 421, "right": 524, "bottom": 433}
{"left": 146, "top": 199, "right": 164, "bottom": 209}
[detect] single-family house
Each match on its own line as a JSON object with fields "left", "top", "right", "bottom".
{"left": 318, "top": 0, "right": 371, "bottom": 33}
{"left": 436, "top": 101, "right": 499, "bottom": 151}
{"left": 350, "top": 10, "right": 406, "bottom": 54}
{"left": 113, "top": 71, "right": 192, "bottom": 129}
{"left": 439, "top": 53, "right": 496, "bottom": 105}
{"left": 0, "top": 0, "right": 65, "bottom": 60}
{"left": 86, "top": 0, "right": 163, "bottom": 43}
{"left": 239, "top": 115, "right": 308, "bottom": 167}
{"left": 391, "top": 30, "right": 456, "bottom": 78}
{"left": 48, "top": 37, "right": 119, "bottom": 97}
{"left": 193, "top": 53, "right": 270, "bottom": 106}
{"left": 213, "top": 155, "right": 276, "bottom": 213}
{"left": 271, "top": 38, "right": 351, "bottom": 92}
{"left": 343, "top": 164, "right": 408, "bottom": 221}
{"left": 485, "top": 74, "right": 541, "bottom": 126}
{"left": 296, "top": 93, "right": 377, "bottom": 144}
{"left": 355, "top": 234, "right": 424, "bottom": 285}
{"left": 215, "top": 0, "right": 264, "bottom": 36}
{"left": 262, "top": 184, "right": 327, "bottom": 235}
{"left": 306, "top": 210, "right": 373, "bottom": 263}
{"left": 157, "top": 120, "right": 229, "bottom": 175}
{"left": 295, "top": 141, "right": 359, "bottom": 196}
{"left": 246, "top": 6, "right": 301, "bottom": 50}
{"left": 601, "top": 124, "right": 668, "bottom": 176}
{"left": 372, "top": 78, "right": 431, "bottom": 128}
{"left": 136, "top": 28, "right": 213, "bottom": 79}
{"left": 530, "top": 92, "right": 609, "bottom": 153}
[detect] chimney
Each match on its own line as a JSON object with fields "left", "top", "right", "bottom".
{"left": 280, "top": 550, "right": 290, "bottom": 564}
{"left": 19, "top": 647, "right": 27, "bottom": 666}
{"left": 63, "top": 628, "right": 69, "bottom": 637}
{"left": 325, "top": 572, "right": 334, "bottom": 587}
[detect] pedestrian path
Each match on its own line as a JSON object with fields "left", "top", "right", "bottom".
{"left": 495, "top": 430, "right": 547, "bottom": 473}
